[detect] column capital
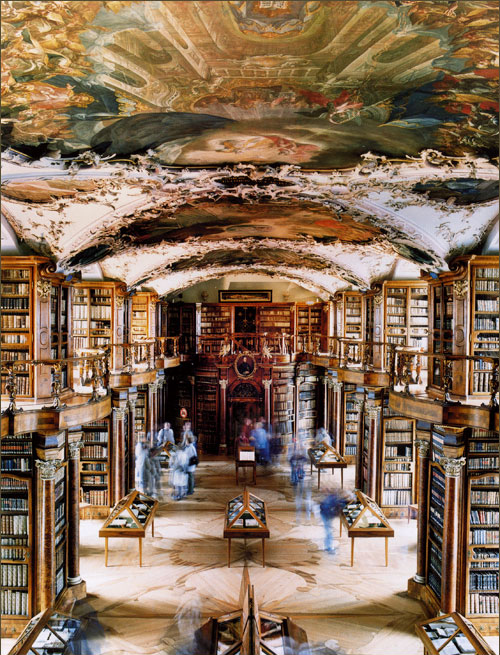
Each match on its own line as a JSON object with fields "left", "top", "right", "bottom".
{"left": 128, "top": 399, "right": 137, "bottom": 411}
{"left": 157, "top": 378, "right": 165, "bottom": 388}
{"left": 148, "top": 381, "right": 159, "bottom": 393}
{"left": 322, "top": 376, "right": 328, "bottom": 385}
{"left": 68, "top": 441, "right": 84, "bottom": 459}
{"left": 113, "top": 406, "right": 127, "bottom": 420}
{"left": 263, "top": 379, "right": 272, "bottom": 389}
{"left": 365, "top": 405, "right": 381, "bottom": 420}
{"left": 219, "top": 379, "right": 228, "bottom": 390}
{"left": 415, "top": 439, "right": 430, "bottom": 457}
{"left": 353, "top": 399, "right": 364, "bottom": 411}
{"left": 35, "top": 459, "right": 62, "bottom": 480}
{"left": 331, "top": 380, "right": 343, "bottom": 392}
{"left": 440, "top": 456, "right": 466, "bottom": 477}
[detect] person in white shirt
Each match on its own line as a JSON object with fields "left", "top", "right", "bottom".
{"left": 184, "top": 435, "right": 198, "bottom": 495}
{"left": 156, "top": 421, "right": 175, "bottom": 447}
{"left": 315, "top": 427, "right": 332, "bottom": 447}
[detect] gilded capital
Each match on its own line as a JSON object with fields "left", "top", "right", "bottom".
{"left": 440, "top": 456, "right": 466, "bottom": 477}
{"left": 115, "top": 295, "right": 125, "bottom": 308}
{"left": 68, "top": 441, "right": 84, "bottom": 459}
{"left": 331, "top": 380, "right": 343, "bottom": 392}
{"left": 148, "top": 381, "right": 159, "bottom": 393}
{"left": 263, "top": 379, "right": 272, "bottom": 389}
{"left": 36, "top": 279, "right": 51, "bottom": 301}
{"left": 35, "top": 459, "right": 62, "bottom": 480}
{"left": 453, "top": 279, "right": 468, "bottom": 299}
{"left": 365, "top": 405, "right": 381, "bottom": 420}
{"left": 113, "top": 407, "right": 127, "bottom": 420}
{"left": 415, "top": 439, "right": 430, "bottom": 457}
{"left": 373, "top": 293, "right": 383, "bottom": 306}
{"left": 219, "top": 379, "right": 228, "bottom": 390}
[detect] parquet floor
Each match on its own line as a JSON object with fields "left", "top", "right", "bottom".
{"left": 3, "top": 458, "right": 498, "bottom": 654}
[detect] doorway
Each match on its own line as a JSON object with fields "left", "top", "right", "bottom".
{"left": 228, "top": 381, "right": 263, "bottom": 454}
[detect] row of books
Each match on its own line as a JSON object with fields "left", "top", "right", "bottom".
{"left": 80, "top": 475, "right": 107, "bottom": 485}
{"left": 1, "top": 547, "right": 27, "bottom": 560}
{"left": 1, "top": 497, "right": 28, "bottom": 510}
{"left": 384, "top": 472, "right": 411, "bottom": 487}
{"left": 409, "top": 316, "right": 428, "bottom": 325}
{"left": 469, "top": 592, "right": 499, "bottom": 615}
{"left": 1, "top": 440, "right": 32, "bottom": 454}
{"left": 470, "top": 510, "right": 499, "bottom": 525}
{"left": 1, "top": 457, "right": 31, "bottom": 472}
{"left": 83, "top": 431, "right": 108, "bottom": 442}
{"left": 1, "top": 563, "right": 28, "bottom": 587}
{"left": 472, "top": 371, "right": 493, "bottom": 394}
{"left": 476, "top": 299, "right": 499, "bottom": 311}
{"left": 1, "top": 298, "right": 29, "bottom": 309}
{"left": 1, "top": 375, "right": 30, "bottom": 395}
{"left": 385, "top": 432, "right": 413, "bottom": 444}
{"left": 56, "top": 567, "right": 65, "bottom": 596}
{"left": 1, "top": 350, "right": 30, "bottom": 361}
{"left": 473, "top": 360, "right": 494, "bottom": 370}
{"left": 81, "top": 489, "right": 108, "bottom": 505}
{"left": 90, "top": 337, "right": 110, "bottom": 346}
{"left": 470, "top": 442, "right": 498, "bottom": 453}
{"left": 385, "top": 419, "right": 412, "bottom": 430}
{"left": 90, "top": 305, "right": 112, "bottom": 319}
{"left": 385, "top": 461, "right": 411, "bottom": 471}
{"left": 468, "top": 456, "right": 498, "bottom": 470}
{"left": 469, "top": 530, "right": 499, "bottom": 545}
{"left": 1, "top": 283, "right": 30, "bottom": 294}
{"left": 429, "top": 506, "right": 444, "bottom": 534}
{"left": 475, "top": 268, "right": 499, "bottom": 278}
{"left": 1, "top": 589, "right": 29, "bottom": 616}
{"left": 474, "top": 317, "right": 499, "bottom": 330}
{"left": 82, "top": 445, "right": 108, "bottom": 459}
{"left": 470, "top": 490, "right": 498, "bottom": 504}
{"left": 55, "top": 503, "right": 65, "bottom": 524}
{"left": 2, "top": 270, "right": 30, "bottom": 280}
{"left": 1, "top": 514, "right": 28, "bottom": 535}
{"left": 469, "top": 572, "right": 498, "bottom": 591}
{"left": 1, "top": 315, "right": 29, "bottom": 328}
{"left": 382, "top": 489, "right": 411, "bottom": 505}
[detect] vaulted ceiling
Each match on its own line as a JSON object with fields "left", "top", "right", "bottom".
{"left": 1, "top": 1, "right": 498, "bottom": 297}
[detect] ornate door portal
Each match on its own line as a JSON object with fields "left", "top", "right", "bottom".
{"left": 228, "top": 382, "right": 263, "bottom": 454}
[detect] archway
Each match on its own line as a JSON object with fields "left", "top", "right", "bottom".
{"left": 228, "top": 381, "right": 263, "bottom": 454}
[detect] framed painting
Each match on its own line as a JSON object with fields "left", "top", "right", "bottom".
{"left": 219, "top": 290, "right": 272, "bottom": 303}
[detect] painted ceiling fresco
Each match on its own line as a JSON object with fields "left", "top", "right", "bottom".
{"left": 1, "top": 0, "right": 498, "bottom": 167}
{"left": 1, "top": 1, "right": 499, "bottom": 296}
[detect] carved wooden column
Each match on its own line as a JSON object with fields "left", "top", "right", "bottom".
{"left": 111, "top": 405, "right": 127, "bottom": 506}
{"left": 127, "top": 392, "right": 137, "bottom": 491}
{"left": 330, "top": 380, "right": 343, "bottom": 449}
{"left": 219, "top": 378, "right": 228, "bottom": 453}
{"left": 322, "top": 376, "right": 328, "bottom": 429}
{"left": 354, "top": 399, "right": 364, "bottom": 488}
{"left": 157, "top": 377, "right": 165, "bottom": 426}
{"left": 35, "top": 459, "right": 60, "bottom": 611}
{"left": 414, "top": 439, "right": 430, "bottom": 584}
{"left": 440, "top": 456, "right": 466, "bottom": 613}
{"left": 147, "top": 381, "right": 158, "bottom": 444}
{"left": 263, "top": 379, "right": 272, "bottom": 428}
{"left": 365, "top": 405, "right": 381, "bottom": 499}
{"left": 67, "top": 438, "right": 83, "bottom": 586}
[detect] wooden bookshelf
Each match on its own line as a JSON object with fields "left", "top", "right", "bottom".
{"left": 272, "top": 366, "right": 295, "bottom": 444}
{"left": 54, "top": 465, "right": 67, "bottom": 600}
{"left": 79, "top": 418, "right": 110, "bottom": 518}
{"left": 131, "top": 292, "right": 150, "bottom": 341}
{"left": 296, "top": 303, "right": 325, "bottom": 349}
{"left": 383, "top": 282, "right": 429, "bottom": 353}
{"left": 259, "top": 303, "right": 293, "bottom": 334}
{"left": 200, "top": 304, "right": 232, "bottom": 336}
{"left": 195, "top": 374, "right": 218, "bottom": 453}
{"left": 470, "top": 262, "right": 499, "bottom": 396}
{"left": 381, "top": 415, "right": 416, "bottom": 516}
{"left": 297, "top": 366, "right": 319, "bottom": 442}
{"left": 342, "top": 292, "right": 364, "bottom": 341}
{"left": 134, "top": 388, "right": 148, "bottom": 443}
{"left": 342, "top": 384, "right": 362, "bottom": 463}
{"left": 427, "top": 461, "right": 445, "bottom": 604}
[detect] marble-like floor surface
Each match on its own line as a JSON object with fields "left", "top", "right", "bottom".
{"left": 3, "top": 459, "right": 498, "bottom": 654}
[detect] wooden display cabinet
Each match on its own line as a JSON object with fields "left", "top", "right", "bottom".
{"left": 426, "top": 255, "right": 499, "bottom": 400}
{"left": 415, "top": 612, "right": 496, "bottom": 655}
{"left": 235, "top": 445, "right": 256, "bottom": 485}
{"left": 383, "top": 281, "right": 429, "bottom": 356}
{"left": 1, "top": 256, "right": 72, "bottom": 400}
{"left": 99, "top": 490, "right": 158, "bottom": 567}
{"left": 339, "top": 489, "right": 394, "bottom": 566}
{"left": 308, "top": 442, "right": 347, "bottom": 489}
{"left": 8, "top": 608, "right": 86, "bottom": 655}
{"left": 224, "top": 489, "right": 269, "bottom": 567}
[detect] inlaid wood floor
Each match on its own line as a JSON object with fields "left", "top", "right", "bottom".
{"left": 3, "top": 459, "right": 498, "bottom": 654}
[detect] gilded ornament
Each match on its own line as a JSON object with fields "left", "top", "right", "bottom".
{"left": 35, "top": 459, "right": 62, "bottom": 480}
{"left": 453, "top": 280, "right": 468, "bottom": 299}
{"left": 36, "top": 279, "right": 52, "bottom": 300}
{"left": 373, "top": 293, "right": 383, "bottom": 306}
{"left": 439, "top": 456, "right": 466, "bottom": 477}
{"left": 415, "top": 439, "right": 430, "bottom": 457}
{"left": 115, "top": 295, "right": 125, "bottom": 308}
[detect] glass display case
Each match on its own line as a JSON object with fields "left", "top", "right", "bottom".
{"left": 99, "top": 490, "right": 158, "bottom": 567}
{"left": 8, "top": 608, "right": 85, "bottom": 655}
{"left": 224, "top": 489, "right": 269, "bottom": 567}
{"left": 415, "top": 612, "right": 496, "bottom": 655}
{"left": 308, "top": 442, "right": 347, "bottom": 489}
{"left": 340, "top": 489, "right": 394, "bottom": 567}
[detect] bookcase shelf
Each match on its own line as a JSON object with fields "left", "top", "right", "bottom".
{"left": 381, "top": 416, "right": 416, "bottom": 512}
{"left": 134, "top": 387, "right": 148, "bottom": 443}
{"left": 341, "top": 292, "right": 363, "bottom": 341}
{"left": 342, "top": 384, "right": 362, "bottom": 463}
{"left": 427, "top": 462, "right": 445, "bottom": 602}
{"left": 131, "top": 292, "right": 150, "bottom": 341}
{"left": 471, "top": 264, "right": 499, "bottom": 396}
{"left": 383, "top": 282, "right": 429, "bottom": 358}
{"left": 272, "top": 367, "right": 295, "bottom": 444}
{"left": 195, "top": 376, "right": 217, "bottom": 453}
{"left": 80, "top": 419, "right": 110, "bottom": 514}
{"left": 297, "top": 366, "right": 319, "bottom": 442}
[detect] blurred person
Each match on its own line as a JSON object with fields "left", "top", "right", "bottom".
{"left": 180, "top": 421, "right": 196, "bottom": 448}
{"left": 250, "top": 421, "right": 270, "bottom": 464}
{"left": 135, "top": 440, "right": 151, "bottom": 495}
{"left": 319, "top": 489, "right": 350, "bottom": 553}
{"left": 289, "top": 438, "right": 307, "bottom": 486}
{"left": 171, "top": 445, "right": 189, "bottom": 500}
{"left": 148, "top": 447, "right": 162, "bottom": 499}
{"left": 156, "top": 421, "right": 175, "bottom": 447}
{"left": 185, "top": 435, "right": 198, "bottom": 495}
{"left": 315, "top": 427, "right": 332, "bottom": 447}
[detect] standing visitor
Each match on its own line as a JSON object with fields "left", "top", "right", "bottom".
{"left": 184, "top": 435, "right": 198, "bottom": 495}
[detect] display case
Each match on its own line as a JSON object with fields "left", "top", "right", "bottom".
{"left": 99, "top": 490, "right": 158, "bottom": 567}
{"left": 339, "top": 489, "right": 394, "bottom": 566}
{"left": 79, "top": 418, "right": 110, "bottom": 518}
{"left": 381, "top": 415, "right": 416, "bottom": 515}
{"left": 224, "top": 489, "right": 269, "bottom": 567}
{"left": 308, "top": 442, "right": 347, "bottom": 489}
{"left": 415, "top": 612, "right": 496, "bottom": 655}
{"left": 194, "top": 568, "right": 309, "bottom": 655}
{"left": 235, "top": 445, "right": 256, "bottom": 485}
{"left": 8, "top": 608, "right": 86, "bottom": 655}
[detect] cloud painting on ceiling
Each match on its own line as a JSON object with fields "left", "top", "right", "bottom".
{"left": 1, "top": 1, "right": 498, "bottom": 168}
